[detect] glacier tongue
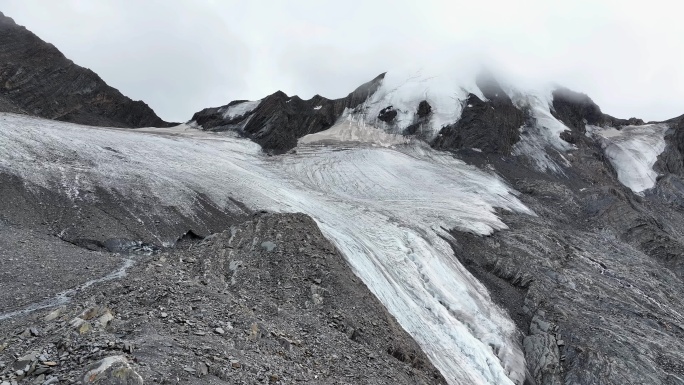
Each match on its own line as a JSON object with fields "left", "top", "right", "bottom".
{"left": 281, "top": 143, "right": 532, "bottom": 384}
{"left": 586, "top": 123, "right": 668, "bottom": 194}
{"left": 0, "top": 112, "right": 532, "bottom": 384}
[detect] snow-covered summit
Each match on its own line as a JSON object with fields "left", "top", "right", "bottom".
{"left": 344, "top": 66, "right": 485, "bottom": 139}
{"left": 188, "top": 65, "right": 677, "bottom": 195}
{"left": 290, "top": 66, "right": 579, "bottom": 172}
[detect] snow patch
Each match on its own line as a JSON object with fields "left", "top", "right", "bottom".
{"left": 219, "top": 100, "right": 261, "bottom": 120}
{"left": 586, "top": 124, "right": 668, "bottom": 194}
{"left": 299, "top": 112, "right": 409, "bottom": 147}
{"left": 313, "top": 105, "right": 322, "bottom": 110}
{"left": 349, "top": 65, "right": 485, "bottom": 139}
{"left": 511, "top": 89, "right": 574, "bottom": 173}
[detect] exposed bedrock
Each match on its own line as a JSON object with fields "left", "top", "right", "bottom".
{"left": 450, "top": 142, "right": 684, "bottom": 384}
{"left": 432, "top": 72, "right": 526, "bottom": 154}
{"left": 191, "top": 73, "right": 385, "bottom": 153}
{"left": 655, "top": 114, "right": 684, "bottom": 176}
{"left": 0, "top": 12, "right": 172, "bottom": 128}
{"left": 550, "top": 87, "right": 645, "bottom": 144}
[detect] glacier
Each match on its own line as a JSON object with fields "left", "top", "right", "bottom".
{"left": 586, "top": 123, "right": 668, "bottom": 194}
{"left": 345, "top": 66, "right": 484, "bottom": 139}
{"left": 510, "top": 90, "right": 575, "bottom": 173}
{"left": 0, "top": 112, "right": 537, "bottom": 384}
{"left": 342, "top": 66, "right": 577, "bottom": 175}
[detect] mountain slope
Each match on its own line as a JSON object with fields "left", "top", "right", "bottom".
{"left": 190, "top": 73, "right": 385, "bottom": 153}
{"left": 4, "top": 97, "right": 684, "bottom": 384}
{"left": 183, "top": 68, "right": 684, "bottom": 385}
{"left": 0, "top": 115, "right": 530, "bottom": 384}
{"left": 0, "top": 211, "right": 446, "bottom": 384}
{"left": 1, "top": 16, "right": 684, "bottom": 385}
{"left": 189, "top": 68, "right": 662, "bottom": 161}
{"left": 0, "top": 12, "right": 172, "bottom": 128}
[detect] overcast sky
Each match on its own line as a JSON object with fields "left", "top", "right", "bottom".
{"left": 2, "top": 0, "right": 682, "bottom": 122}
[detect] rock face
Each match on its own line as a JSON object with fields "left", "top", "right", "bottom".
{"left": 190, "top": 71, "right": 531, "bottom": 155}
{"left": 190, "top": 73, "right": 385, "bottom": 153}
{"left": 450, "top": 127, "right": 684, "bottom": 384}
{"left": 0, "top": 12, "right": 172, "bottom": 128}
{"left": 655, "top": 114, "right": 684, "bottom": 176}
{"left": 0, "top": 171, "right": 247, "bottom": 251}
{"left": 432, "top": 73, "right": 526, "bottom": 154}
{"left": 550, "top": 87, "right": 644, "bottom": 144}
{"left": 0, "top": 95, "right": 26, "bottom": 114}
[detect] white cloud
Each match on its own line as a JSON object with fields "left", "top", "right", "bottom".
{"left": 2, "top": 0, "right": 682, "bottom": 122}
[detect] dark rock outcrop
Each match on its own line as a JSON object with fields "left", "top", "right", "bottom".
{"left": 550, "top": 87, "right": 606, "bottom": 134}
{"left": 450, "top": 141, "right": 684, "bottom": 385}
{"left": 378, "top": 106, "right": 398, "bottom": 123}
{"left": 0, "top": 12, "right": 172, "bottom": 128}
{"left": 655, "top": 114, "right": 684, "bottom": 176}
{"left": 417, "top": 100, "right": 432, "bottom": 118}
{"left": 190, "top": 73, "right": 385, "bottom": 153}
{"left": 551, "top": 87, "right": 644, "bottom": 144}
{"left": 403, "top": 100, "right": 433, "bottom": 137}
{"left": 0, "top": 94, "right": 26, "bottom": 114}
{"left": 431, "top": 73, "right": 526, "bottom": 154}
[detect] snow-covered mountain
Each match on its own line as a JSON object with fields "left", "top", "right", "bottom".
{"left": 191, "top": 65, "right": 671, "bottom": 191}
{"left": 2, "top": 12, "right": 684, "bottom": 385}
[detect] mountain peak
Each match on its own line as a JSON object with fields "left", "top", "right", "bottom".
{"left": 188, "top": 66, "right": 657, "bottom": 161}
{"left": 0, "top": 12, "right": 173, "bottom": 128}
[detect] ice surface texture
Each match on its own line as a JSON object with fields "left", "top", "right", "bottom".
{"left": 1, "top": 113, "right": 532, "bottom": 384}
{"left": 587, "top": 124, "right": 668, "bottom": 194}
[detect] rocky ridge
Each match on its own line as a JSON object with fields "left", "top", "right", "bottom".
{"left": 189, "top": 71, "right": 671, "bottom": 160}
{"left": 0, "top": 12, "right": 172, "bottom": 128}
{"left": 190, "top": 74, "right": 384, "bottom": 153}
{"left": 431, "top": 73, "right": 525, "bottom": 154}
